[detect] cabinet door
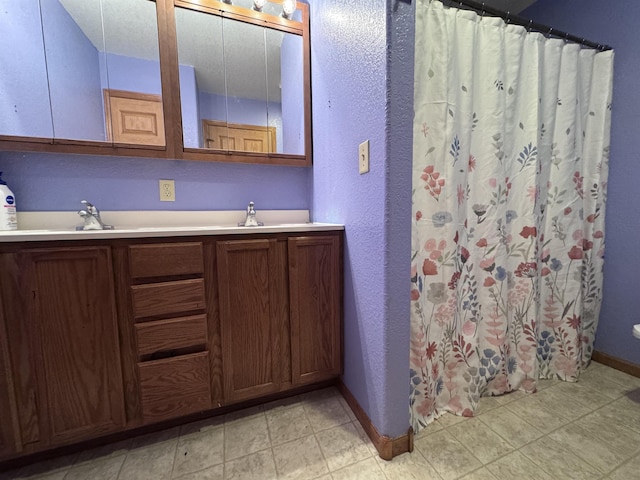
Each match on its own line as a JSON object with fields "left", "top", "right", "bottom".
{"left": 217, "top": 239, "right": 286, "bottom": 402}
{"left": 19, "top": 247, "right": 125, "bottom": 447}
{"left": 0, "top": 303, "right": 20, "bottom": 458}
{"left": 288, "top": 235, "right": 342, "bottom": 385}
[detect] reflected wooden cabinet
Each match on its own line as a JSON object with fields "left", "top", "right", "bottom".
{"left": 0, "top": 314, "right": 19, "bottom": 458}
{"left": 0, "top": 247, "right": 125, "bottom": 454}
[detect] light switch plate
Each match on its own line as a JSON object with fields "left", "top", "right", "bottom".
{"left": 359, "top": 140, "right": 369, "bottom": 174}
{"left": 159, "top": 179, "right": 175, "bottom": 202}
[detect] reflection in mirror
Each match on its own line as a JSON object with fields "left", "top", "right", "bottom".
{"left": 175, "top": 7, "right": 225, "bottom": 150}
{"left": 1, "top": 0, "right": 164, "bottom": 145}
{"left": 1, "top": 0, "right": 54, "bottom": 138}
{"left": 221, "top": 17, "right": 271, "bottom": 153}
{"left": 174, "top": 4, "right": 306, "bottom": 156}
{"left": 266, "top": 28, "right": 304, "bottom": 155}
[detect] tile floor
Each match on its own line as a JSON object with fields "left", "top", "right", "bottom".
{"left": 2, "top": 361, "right": 640, "bottom": 479}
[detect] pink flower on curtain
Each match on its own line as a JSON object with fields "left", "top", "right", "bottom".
{"left": 476, "top": 238, "right": 488, "bottom": 247}
{"left": 515, "top": 262, "right": 537, "bottom": 277}
{"left": 568, "top": 246, "right": 583, "bottom": 260}
{"left": 468, "top": 155, "right": 476, "bottom": 172}
{"left": 520, "top": 226, "right": 537, "bottom": 238}
{"left": 594, "top": 230, "right": 604, "bottom": 238}
{"left": 448, "top": 271, "right": 461, "bottom": 290}
{"left": 484, "top": 277, "right": 496, "bottom": 287}
{"left": 411, "top": 289, "right": 420, "bottom": 301}
{"left": 426, "top": 342, "right": 438, "bottom": 360}
{"left": 567, "top": 314, "right": 581, "bottom": 329}
{"left": 416, "top": 211, "right": 423, "bottom": 221}
{"left": 480, "top": 257, "right": 495, "bottom": 272}
{"left": 423, "top": 259, "right": 438, "bottom": 275}
{"left": 583, "top": 239, "right": 593, "bottom": 251}
{"left": 460, "top": 247, "right": 470, "bottom": 264}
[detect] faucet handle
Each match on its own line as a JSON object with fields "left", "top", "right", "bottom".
{"left": 81, "top": 200, "right": 98, "bottom": 215}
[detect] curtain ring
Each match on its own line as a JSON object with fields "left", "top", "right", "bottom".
{"left": 527, "top": 19, "right": 533, "bottom": 32}
{"left": 548, "top": 27, "right": 553, "bottom": 37}
{"left": 564, "top": 32, "right": 570, "bottom": 44}
{"left": 481, "top": 2, "right": 485, "bottom": 16}
{"left": 505, "top": 11, "right": 510, "bottom": 24}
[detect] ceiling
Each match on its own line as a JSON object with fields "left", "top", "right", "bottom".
{"left": 57, "top": 0, "right": 290, "bottom": 101}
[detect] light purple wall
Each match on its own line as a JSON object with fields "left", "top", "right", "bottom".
{"left": 310, "top": 0, "right": 412, "bottom": 438}
{"left": 521, "top": 0, "right": 639, "bottom": 366}
{"left": 199, "top": 92, "right": 283, "bottom": 151}
{"left": 0, "top": 151, "right": 310, "bottom": 212}
{"left": 41, "top": 0, "right": 105, "bottom": 142}
{"left": 281, "top": 33, "right": 305, "bottom": 155}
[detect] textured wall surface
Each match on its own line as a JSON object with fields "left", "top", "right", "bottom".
{"left": 0, "top": 151, "right": 310, "bottom": 212}
{"left": 310, "top": 0, "right": 412, "bottom": 438}
{"left": 522, "top": 0, "right": 640, "bottom": 365}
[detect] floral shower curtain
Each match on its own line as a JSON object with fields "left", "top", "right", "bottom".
{"left": 410, "top": 0, "right": 614, "bottom": 430}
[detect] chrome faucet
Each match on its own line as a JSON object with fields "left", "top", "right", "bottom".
{"left": 238, "top": 201, "right": 263, "bottom": 227}
{"left": 76, "top": 200, "right": 114, "bottom": 230}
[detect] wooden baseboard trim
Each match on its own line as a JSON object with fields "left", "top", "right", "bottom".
{"left": 336, "top": 380, "right": 413, "bottom": 461}
{"left": 592, "top": 350, "right": 640, "bottom": 378}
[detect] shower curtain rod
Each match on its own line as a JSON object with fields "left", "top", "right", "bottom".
{"left": 442, "top": 0, "right": 612, "bottom": 51}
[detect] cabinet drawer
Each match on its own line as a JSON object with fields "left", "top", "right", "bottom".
{"left": 131, "top": 279, "right": 205, "bottom": 319}
{"left": 138, "top": 352, "right": 211, "bottom": 423}
{"left": 129, "top": 242, "right": 204, "bottom": 278}
{"left": 135, "top": 314, "right": 208, "bottom": 357}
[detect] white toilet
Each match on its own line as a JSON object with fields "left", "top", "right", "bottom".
{"left": 634, "top": 324, "right": 640, "bottom": 340}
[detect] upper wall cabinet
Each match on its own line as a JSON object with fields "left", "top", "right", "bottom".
{"left": 0, "top": 0, "right": 311, "bottom": 166}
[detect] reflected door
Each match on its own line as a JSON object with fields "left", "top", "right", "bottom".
{"left": 104, "top": 90, "right": 165, "bottom": 146}
{"left": 203, "top": 120, "right": 275, "bottom": 153}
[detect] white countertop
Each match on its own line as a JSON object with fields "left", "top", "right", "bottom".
{"left": 0, "top": 210, "right": 344, "bottom": 242}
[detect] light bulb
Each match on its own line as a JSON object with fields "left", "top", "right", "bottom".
{"left": 253, "top": 0, "right": 267, "bottom": 11}
{"left": 282, "top": 0, "right": 296, "bottom": 18}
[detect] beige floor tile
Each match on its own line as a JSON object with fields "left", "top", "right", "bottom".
{"left": 130, "top": 427, "right": 180, "bottom": 450}
{"left": 485, "top": 451, "right": 553, "bottom": 480}
{"left": 118, "top": 439, "right": 178, "bottom": 480}
{"left": 223, "top": 449, "right": 277, "bottom": 480}
{"left": 265, "top": 404, "right": 312, "bottom": 446}
{"left": 224, "top": 414, "right": 270, "bottom": 461}
{"left": 63, "top": 455, "right": 124, "bottom": 480}
{"left": 375, "top": 451, "right": 442, "bottom": 480}
{"left": 492, "top": 389, "right": 527, "bottom": 405}
{"left": 303, "top": 396, "right": 351, "bottom": 432}
{"left": 534, "top": 378, "right": 561, "bottom": 391}
{"left": 592, "top": 394, "right": 640, "bottom": 434}
{"left": 352, "top": 420, "right": 380, "bottom": 457}
{"left": 478, "top": 407, "right": 543, "bottom": 448}
{"left": 330, "top": 457, "right": 386, "bottom": 480}
{"left": 223, "top": 405, "right": 265, "bottom": 424}
{"left": 503, "top": 395, "right": 570, "bottom": 433}
{"left": 73, "top": 439, "right": 133, "bottom": 466}
{"left": 414, "top": 418, "right": 445, "bottom": 439}
{"left": 520, "top": 436, "right": 601, "bottom": 479}
{"left": 529, "top": 387, "right": 593, "bottom": 420}
{"left": 548, "top": 420, "right": 636, "bottom": 475}
{"left": 458, "top": 467, "right": 498, "bottom": 480}
{"left": 609, "top": 452, "right": 640, "bottom": 480}
{"left": 475, "top": 396, "right": 503, "bottom": 415}
{"left": 433, "top": 411, "right": 468, "bottom": 428}
{"left": 592, "top": 365, "right": 640, "bottom": 389}
{"left": 262, "top": 394, "right": 303, "bottom": 413}
{"left": 315, "top": 422, "right": 373, "bottom": 471}
{"left": 179, "top": 416, "right": 224, "bottom": 437}
{"left": 2, "top": 472, "right": 68, "bottom": 480}
{"left": 548, "top": 380, "right": 613, "bottom": 411}
{"left": 302, "top": 387, "right": 340, "bottom": 403}
{"left": 272, "top": 434, "right": 328, "bottom": 480}
{"left": 578, "top": 368, "right": 636, "bottom": 399}
{"left": 337, "top": 395, "right": 358, "bottom": 422}
{"left": 448, "top": 417, "right": 514, "bottom": 464}
{"left": 414, "top": 430, "right": 481, "bottom": 480}
{"left": 171, "top": 463, "right": 223, "bottom": 480}
{"left": 172, "top": 428, "right": 224, "bottom": 478}
{"left": 2, "top": 454, "right": 78, "bottom": 480}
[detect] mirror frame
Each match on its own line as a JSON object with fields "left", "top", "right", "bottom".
{"left": 0, "top": 0, "right": 312, "bottom": 167}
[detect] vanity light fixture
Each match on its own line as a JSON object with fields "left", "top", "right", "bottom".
{"left": 282, "top": 0, "right": 297, "bottom": 18}
{"left": 253, "top": 0, "right": 267, "bottom": 11}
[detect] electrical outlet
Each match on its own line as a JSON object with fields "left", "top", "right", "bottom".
{"left": 359, "top": 140, "right": 370, "bottom": 174}
{"left": 159, "top": 179, "right": 175, "bottom": 202}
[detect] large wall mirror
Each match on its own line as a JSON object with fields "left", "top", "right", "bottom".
{"left": 0, "top": 0, "right": 164, "bottom": 146}
{"left": 0, "top": 0, "right": 310, "bottom": 165}
{"left": 174, "top": 1, "right": 306, "bottom": 157}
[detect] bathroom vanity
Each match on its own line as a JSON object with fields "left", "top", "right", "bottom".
{"left": 0, "top": 223, "right": 343, "bottom": 462}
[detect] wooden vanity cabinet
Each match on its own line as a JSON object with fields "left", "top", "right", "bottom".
{"left": 216, "top": 239, "right": 290, "bottom": 402}
{"left": 0, "top": 246, "right": 125, "bottom": 454}
{"left": 288, "top": 235, "right": 342, "bottom": 386}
